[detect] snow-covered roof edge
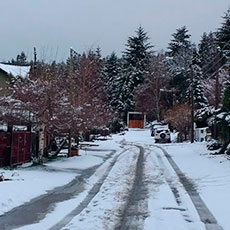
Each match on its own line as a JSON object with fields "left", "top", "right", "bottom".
{"left": 0, "top": 63, "right": 30, "bottom": 78}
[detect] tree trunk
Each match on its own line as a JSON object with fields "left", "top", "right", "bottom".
{"left": 68, "top": 129, "right": 72, "bottom": 157}
{"left": 38, "top": 123, "right": 45, "bottom": 164}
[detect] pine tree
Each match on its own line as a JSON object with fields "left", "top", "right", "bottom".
{"left": 117, "top": 72, "right": 135, "bottom": 116}
{"left": 167, "top": 26, "right": 191, "bottom": 57}
{"left": 222, "top": 77, "right": 230, "bottom": 111}
{"left": 119, "top": 26, "right": 153, "bottom": 118}
{"left": 166, "top": 26, "right": 194, "bottom": 101}
{"left": 16, "top": 51, "right": 27, "bottom": 65}
{"left": 103, "top": 52, "right": 122, "bottom": 110}
{"left": 192, "top": 55, "right": 207, "bottom": 108}
{"left": 215, "top": 76, "right": 230, "bottom": 144}
{"left": 187, "top": 51, "right": 207, "bottom": 109}
{"left": 123, "top": 26, "right": 153, "bottom": 87}
{"left": 198, "top": 32, "right": 220, "bottom": 78}
{"left": 9, "top": 51, "right": 28, "bottom": 65}
{"left": 217, "top": 8, "right": 230, "bottom": 56}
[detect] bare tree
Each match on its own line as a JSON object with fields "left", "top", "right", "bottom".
{"left": 165, "top": 104, "right": 191, "bottom": 141}
{"left": 134, "top": 54, "right": 170, "bottom": 121}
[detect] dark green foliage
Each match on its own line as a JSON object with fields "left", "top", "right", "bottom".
{"left": 117, "top": 26, "right": 153, "bottom": 120}
{"left": 187, "top": 51, "right": 207, "bottom": 109}
{"left": 103, "top": 52, "right": 122, "bottom": 110}
{"left": 222, "top": 78, "right": 230, "bottom": 111}
{"left": 123, "top": 26, "right": 153, "bottom": 87}
{"left": 166, "top": 26, "right": 194, "bottom": 101}
{"left": 167, "top": 26, "right": 191, "bottom": 57}
{"left": 10, "top": 51, "right": 28, "bottom": 65}
{"left": 213, "top": 76, "right": 230, "bottom": 144}
{"left": 109, "top": 118, "right": 125, "bottom": 133}
{"left": 16, "top": 52, "right": 27, "bottom": 65}
{"left": 217, "top": 8, "right": 230, "bottom": 55}
{"left": 198, "top": 32, "right": 220, "bottom": 78}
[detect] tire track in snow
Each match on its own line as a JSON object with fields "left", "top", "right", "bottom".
{"left": 114, "top": 145, "right": 148, "bottom": 230}
{"left": 153, "top": 145, "right": 223, "bottom": 230}
{"left": 48, "top": 147, "right": 133, "bottom": 230}
{"left": 0, "top": 150, "right": 116, "bottom": 230}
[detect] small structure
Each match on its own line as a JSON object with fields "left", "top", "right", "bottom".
{"left": 127, "top": 112, "right": 146, "bottom": 129}
{"left": 195, "top": 127, "right": 209, "bottom": 142}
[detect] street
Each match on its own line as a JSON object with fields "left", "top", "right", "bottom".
{"left": 0, "top": 130, "right": 229, "bottom": 230}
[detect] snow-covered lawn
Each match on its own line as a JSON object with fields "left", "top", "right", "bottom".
{"left": 0, "top": 137, "right": 121, "bottom": 216}
{"left": 163, "top": 143, "right": 230, "bottom": 230}
{"left": 0, "top": 168, "right": 76, "bottom": 216}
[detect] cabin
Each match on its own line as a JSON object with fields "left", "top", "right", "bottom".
{"left": 127, "top": 112, "right": 146, "bottom": 129}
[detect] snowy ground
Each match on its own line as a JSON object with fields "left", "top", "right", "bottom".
{"left": 0, "top": 138, "right": 121, "bottom": 216}
{"left": 0, "top": 129, "right": 230, "bottom": 230}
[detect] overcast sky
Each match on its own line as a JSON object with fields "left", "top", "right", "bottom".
{"left": 0, "top": 0, "right": 229, "bottom": 62}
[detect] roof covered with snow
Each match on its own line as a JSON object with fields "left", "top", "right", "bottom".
{"left": 0, "top": 63, "right": 30, "bottom": 78}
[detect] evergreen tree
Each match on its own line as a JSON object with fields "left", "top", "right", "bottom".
{"left": 103, "top": 52, "right": 122, "bottom": 110}
{"left": 198, "top": 32, "right": 220, "bottom": 78}
{"left": 9, "top": 51, "right": 28, "bottom": 65}
{"left": 123, "top": 26, "right": 153, "bottom": 87}
{"left": 16, "top": 51, "right": 27, "bottom": 65}
{"left": 117, "top": 71, "right": 135, "bottom": 116}
{"left": 119, "top": 26, "right": 153, "bottom": 118}
{"left": 166, "top": 26, "right": 194, "bottom": 101}
{"left": 167, "top": 26, "right": 191, "bottom": 57}
{"left": 66, "top": 49, "right": 81, "bottom": 74}
{"left": 215, "top": 76, "right": 230, "bottom": 145}
{"left": 222, "top": 77, "right": 230, "bottom": 111}
{"left": 217, "top": 8, "right": 230, "bottom": 56}
{"left": 187, "top": 51, "right": 207, "bottom": 109}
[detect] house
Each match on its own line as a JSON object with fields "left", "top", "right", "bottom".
{"left": 0, "top": 63, "right": 30, "bottom": 96}
{"left": 0, "top": 63, "right": 31, "bottom": 167}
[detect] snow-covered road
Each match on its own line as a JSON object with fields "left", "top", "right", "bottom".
{"left": 0, "top": 130, "right": 230, "bottom": 230}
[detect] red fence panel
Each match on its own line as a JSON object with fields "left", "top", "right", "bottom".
{"left": 0, "top": 132, "right": 11, "bottom": 167}
{"left": 10, "top": 132, "right": 31, "bottom": 166}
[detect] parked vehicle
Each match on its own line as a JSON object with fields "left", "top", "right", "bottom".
{"left": 154, "top": 125, "right": 171, "bottom": 143}
{"left": 150, "top": 123, "right": 165, "bottom": 136}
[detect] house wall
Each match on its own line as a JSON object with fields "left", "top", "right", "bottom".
{"left": 0, "top": 70, "right": 11, "bottom": 97}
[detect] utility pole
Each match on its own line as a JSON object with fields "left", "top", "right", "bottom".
{"left": 190, "top": 65, "right": 194, "bottom": 143}
{"left": 34, "top": 47, "right": 37, "bottom": 68}
{"left": 69, "top": 48, "right": 74, "bottom": 76}
{"left": 68, "top": 48, "right": 74, "bottom": 157}
{"left": 33, "top": 47, "right": 37, "bottom": 78}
